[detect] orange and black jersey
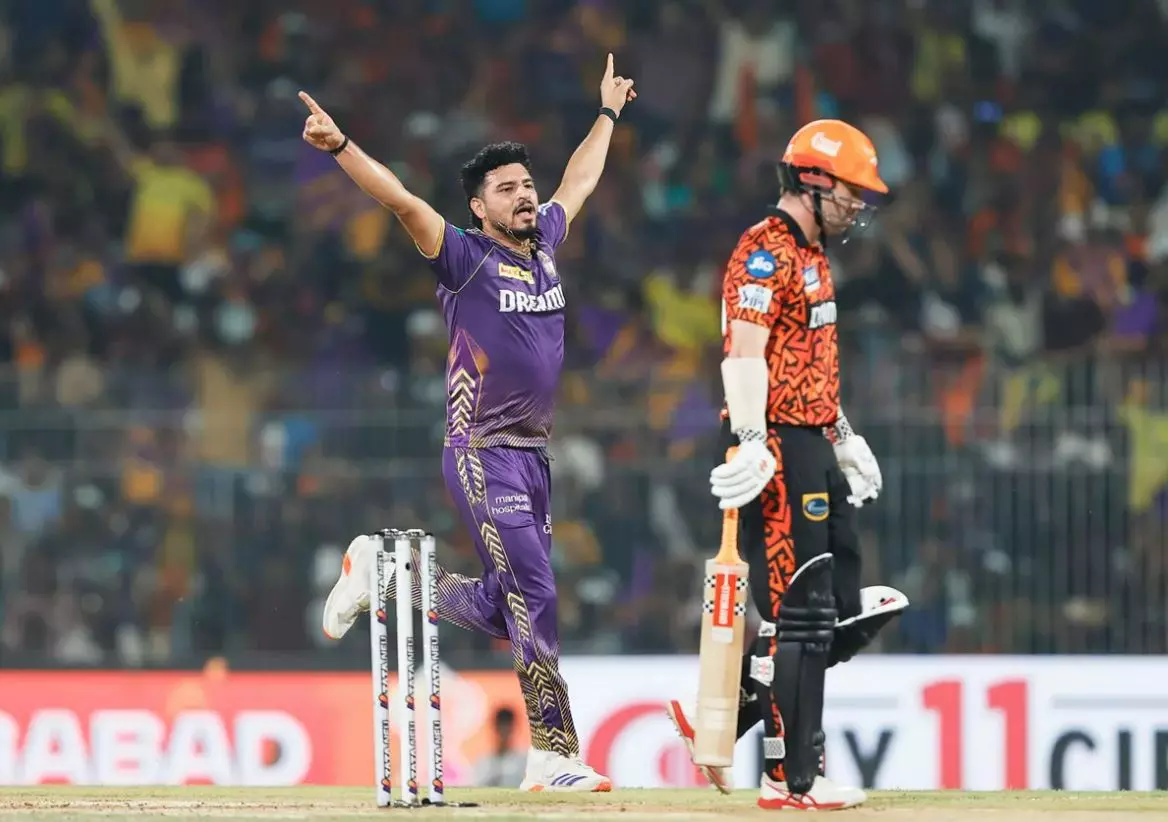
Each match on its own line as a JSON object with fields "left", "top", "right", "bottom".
{"left": 720, "top": 209, "right": 840, "bottom": 427}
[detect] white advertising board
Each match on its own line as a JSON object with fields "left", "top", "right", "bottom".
{"left": 562, "top": 656, "right": 1168, "bottom": 790}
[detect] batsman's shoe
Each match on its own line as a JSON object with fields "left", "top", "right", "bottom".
{"left": 758, "top": 773, "right": 867, "bottom": 811}
{"left": 322, "top": 534, "right": 384, "bottom": 639}
{"left": 519, "top": 749, "right": 612, "bottom": 792}
{"left": 664, "top": 700, "right": 730, "bottom": 795}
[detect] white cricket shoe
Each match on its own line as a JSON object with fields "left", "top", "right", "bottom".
{"left": 519, "top": 749, "right": 612, "bottom": 792}
{"left": 664, "top": 699, "right": 730, "bottom": 794}
{"left": 758, "top": 773, "right": 867, "bottom": 810}
{"left": 322, "top": 534, "right": 384, "bottom": 639}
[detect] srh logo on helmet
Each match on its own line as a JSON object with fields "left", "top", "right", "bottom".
{"left": 810, "top": 132, "right": 842, "bottom": 158}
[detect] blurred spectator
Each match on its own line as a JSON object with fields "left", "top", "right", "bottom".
{"left": 894, "top": 535, "right": 978, "bottom": 654}
{"left": 472, "top": 707, "right": 527, "bottom": 788}
{"left": 0, "top": 450, "right": 64, "bottom": 540}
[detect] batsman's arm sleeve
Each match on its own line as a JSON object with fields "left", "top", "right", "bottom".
{"left": 721, "top": 355, "right": 768, "bottom": 438}
{"left": 719, "top": 226, "right": 796, "bottom": 438}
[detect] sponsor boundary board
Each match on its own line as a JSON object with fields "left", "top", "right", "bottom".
{"left": 3, "top": 657, "right": 1168, "bottom": 790}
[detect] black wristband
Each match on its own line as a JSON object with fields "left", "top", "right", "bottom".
{"left": 328, "top": 135, "right": 350, "bottom": 156}
{"left": 598, "top": 107, "right": 618, "bottom": 123}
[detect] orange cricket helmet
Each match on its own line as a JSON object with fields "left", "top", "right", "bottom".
{"left": 781, "top": 119, "right": 888, "bottom": 194}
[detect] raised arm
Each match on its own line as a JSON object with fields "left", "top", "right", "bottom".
{"left": 299, "top": 91, "right": 444, "bottom": 257}
{"left": 550, "top": 54, "right": 636, "bottom": 224}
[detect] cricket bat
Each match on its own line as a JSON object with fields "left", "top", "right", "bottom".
{"left": 692, "top": 446, "right": 751, "bottom": 768}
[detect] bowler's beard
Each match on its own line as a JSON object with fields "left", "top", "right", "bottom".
{"left": 496, "top": 211, "right": 538, "bottom": 241}
{"left": 508, "top": 200, "right": 538, "bottom": 241}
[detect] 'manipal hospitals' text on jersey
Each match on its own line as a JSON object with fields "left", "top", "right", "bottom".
{"left": 424, "top": 201, "right": 568, "bottom": 448}
{"left": 720, "top": 209, "right": 840, "bottom": 427}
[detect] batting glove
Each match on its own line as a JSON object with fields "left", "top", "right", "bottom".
{"left": 709, "top": 433, "right": 776, "bottom": 510}
{"left": 833, "top": 434, "right": 882, "bottom": 507}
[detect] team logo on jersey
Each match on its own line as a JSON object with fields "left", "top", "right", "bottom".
{"left": 802, "top": 492, "right": 829, "bottom": 521}
{"left": 808, "top": 300, "right": 837, "bottom": 329}
{"left": 499, "top": 284, "right": 565, "bottom": 313}
{"left": 745, "top": 249, "right": 777, "bottom": 279}
{"left": 498, "top": 263, "right": 534, "bottom": 285}
{"left": 802, "top": 264, "right": 820, "bottom": 293}
{"left": 536, "top": 250, "right": 558, "bottom": 281}
{"left": 738, "top": 284, "right": 773, "bottom": 314}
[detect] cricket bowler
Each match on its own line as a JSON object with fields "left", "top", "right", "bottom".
{"left": 668, "top": 120, "right": 909, "bottom": 809}
{"left": 304, "top": 56, "right": 636, "bottom": 792}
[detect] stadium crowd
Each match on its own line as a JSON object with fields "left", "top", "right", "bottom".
{"left": 1, "top": 0, "right": 1167, "bottom": 667}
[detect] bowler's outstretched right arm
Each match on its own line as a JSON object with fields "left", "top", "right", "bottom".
{"left": 299, "top": 90, "right": 444, "bottom": 258}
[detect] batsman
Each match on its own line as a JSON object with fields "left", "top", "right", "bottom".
{"left": 669, "top": 120, "right": 909, "bottom": 810}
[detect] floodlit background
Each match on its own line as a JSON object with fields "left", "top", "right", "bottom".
{"left": 1, "top": 0, "right": 1167, "bottom": 792}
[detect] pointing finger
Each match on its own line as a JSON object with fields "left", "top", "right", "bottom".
{"left": 605, "top": 53, "right": 613, "bottom": 79}
{"left": 298, "top": 90, "right": 324, "bottom": 115}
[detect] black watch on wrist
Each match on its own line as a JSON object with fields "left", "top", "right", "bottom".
{"left": 598, "top": 106, "right": 618, "bottom": 123}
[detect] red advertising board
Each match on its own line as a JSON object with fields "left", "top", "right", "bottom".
{"left": 0, "top": 667, "right": 524, "bottom": 786}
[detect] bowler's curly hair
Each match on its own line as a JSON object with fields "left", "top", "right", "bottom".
{"left": 460, "top": 142, "right": 533, "bottom": 229}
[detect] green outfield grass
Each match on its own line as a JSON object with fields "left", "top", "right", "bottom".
{"left": 1, "top": 786, "right": 1165, "bottom": 820}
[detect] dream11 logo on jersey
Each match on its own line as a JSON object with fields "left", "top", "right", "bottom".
{"left": 499, "top": 285, "right": 565, "bottom": 313}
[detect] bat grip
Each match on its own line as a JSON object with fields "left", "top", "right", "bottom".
{"left": 720, "top": 507, "right": 739, "bottom": 547}
{"left": 717, "top": 445, "right": 741, "bottom": 558}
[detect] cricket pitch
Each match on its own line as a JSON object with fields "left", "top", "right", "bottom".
{"left": 2, "top": 787, "right": 1166, "bottom": 822}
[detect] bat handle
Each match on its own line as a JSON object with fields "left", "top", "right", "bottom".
{"left": 718, "top": 445, "right": 741, "bottom": 558}
{"left": 720, "top": 507, "right": 739, "bottom": 547}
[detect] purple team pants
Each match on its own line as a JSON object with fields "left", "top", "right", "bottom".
{"left": 423, "top": 445, "right": 579, "bottom": 757}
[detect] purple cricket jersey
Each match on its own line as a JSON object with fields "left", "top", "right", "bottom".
{"left": 427, "top": 200, "right": 569, "bottom": 448}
